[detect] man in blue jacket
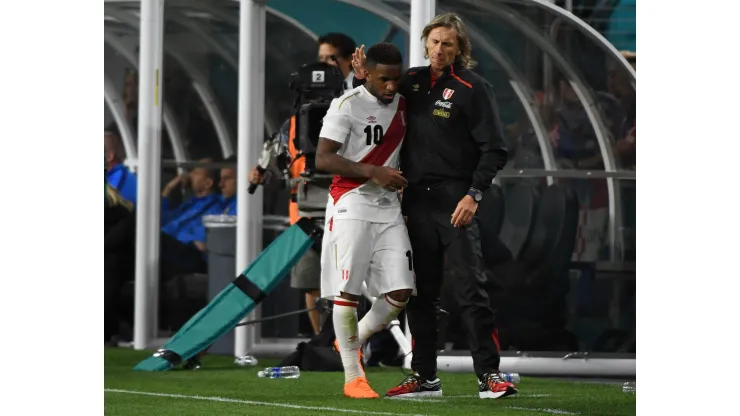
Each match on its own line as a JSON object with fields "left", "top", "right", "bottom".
{"left": 175, "top": 156, "right": 238, "bottom": 250}
{"left": 160, "top": 159, "right": 221, "bottom": 276}
{"left": 105, "top": 131, "right": 138, "bottom": 206}
{"left": 218, "top": 156, "right": 237, "bottom": 216}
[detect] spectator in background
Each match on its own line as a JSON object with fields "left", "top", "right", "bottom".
{"left": 163, "top": 157, "right": 238, "bottom": 260}
{"left": 123, "top": 69, "right": 138, "bottom": 125}
{"left": 608, "top": 51, "right": 636, "bottom": 170}
{"left": 105, "top": 131, "right": 138, "bottom": 205}
{"left": 161, "top": 158, "right": 221, "bottom": 249}
{"left": 218, "top": 156, "right": 238, "bottom": 215}
{"left": 550, "top": 77, "right": 604, "bottom": 170}
{"left": 159, "top": 159, "right": 221, "bottom": 277}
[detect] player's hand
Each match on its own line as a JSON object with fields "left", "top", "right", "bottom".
{"left": 370, "top": 166, "right": 407, "bottom": 190}
{"left": 451, "top": 195, "right": 478, "bottom": 227}
{"left": 248, "top": 166, "right": 264, "bottom": 185}
{"left": 352, "top": 45, "right": 368, "bottom": 79}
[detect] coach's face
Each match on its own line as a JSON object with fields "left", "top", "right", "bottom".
{"left": 426, "top": 26, "right": 460, "bottom": 71}
{"left": 367, "top": 63, "right": 402, "bottom": 104}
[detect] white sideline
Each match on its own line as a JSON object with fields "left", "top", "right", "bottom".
{"left": 104, "top": 388, "right": 428, "bottom": 416}
{"left": 442, "top": 394, "right": 553, "bottom": 399}
{"left": 506, "top": 406, "right": 580, "bottom": 415}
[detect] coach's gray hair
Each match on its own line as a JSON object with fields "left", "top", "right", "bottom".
{"left": 421, "top": 13, "right": 477, "bottom": 69}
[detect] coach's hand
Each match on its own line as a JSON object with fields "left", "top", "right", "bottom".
{"left": 352, "top": 45, "right": 368, "bottom": 79}
{"left": 451, "top": 195, "right": 478, "bottom": 227}
{"left": 370, "top": 166, "right": 407, "bottom": 190}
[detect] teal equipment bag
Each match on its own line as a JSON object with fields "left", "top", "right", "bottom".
{"left": 133, "top": 218, "right": 321, "bottom": 371}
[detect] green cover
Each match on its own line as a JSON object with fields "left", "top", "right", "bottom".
{"left": 133, "top": 219, "right": 317, "bottom": 371}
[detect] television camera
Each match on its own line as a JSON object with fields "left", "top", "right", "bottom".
{"left": 248, "top": 61, "right": 345, "bottom": 219}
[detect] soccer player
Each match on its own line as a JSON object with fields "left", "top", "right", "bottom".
{"left": 315, "top": 42, "right": 415, "bottom": 399}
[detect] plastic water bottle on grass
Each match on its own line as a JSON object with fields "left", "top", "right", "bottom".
{"left": 258, "top": 366, "right": 301, "bottom": 379}
{"left": 501, "top": 372, "right": 521, "bottom": 383}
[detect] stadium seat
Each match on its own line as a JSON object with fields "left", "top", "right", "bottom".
{"left": 163, "top": 273, "right": 210, "bottom": 330}
{"left": 517, "top": 185, "right": 580, "bottom": 288}
{"left": 489, "top": 184, "right": 580, "bottom": 350}
{"left": 117, "top": 272, "right": 210, "bottom": 335}
{"left": 482, "top": 183, "right": 539, "bottom": 268}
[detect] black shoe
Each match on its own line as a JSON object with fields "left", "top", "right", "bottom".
{"left": 183, "top": 357, "right": 202, "bottom": 371}
{"left": 478, "top": 372, "right": 517, "bottom": 399}
{"left": 385, "top": 373, "right": 443, "bottom": 398}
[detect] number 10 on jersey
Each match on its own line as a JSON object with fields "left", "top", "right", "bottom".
{"left": 364, "top": 125, "right": 384, "bottom": 145}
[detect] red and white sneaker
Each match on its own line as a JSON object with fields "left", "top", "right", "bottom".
{"left": 478, "top": 372, "right": 518, "bottom": 399}
{"left": 385, "top": 373, "right": 443, "bottom": 398}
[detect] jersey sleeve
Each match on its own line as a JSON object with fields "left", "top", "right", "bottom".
{"left": 319, "top": 96, "right": 353, "bottom": 145}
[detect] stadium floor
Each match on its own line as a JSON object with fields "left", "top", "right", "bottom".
{"left": 104, "top": 348, "right": 635, "bottom": 416}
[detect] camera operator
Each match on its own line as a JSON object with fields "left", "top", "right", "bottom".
{"left": 248, "top": 32, "right": 357, "bottom": 336}
{"left": 318, "top": 32, "right": 358, "bottom": 90}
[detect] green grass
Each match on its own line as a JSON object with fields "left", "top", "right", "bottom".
{"left": 104, "top": 348, "right": 635, "bottom": 416}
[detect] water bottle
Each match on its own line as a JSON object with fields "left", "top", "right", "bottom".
{"left": 500, "top": 372, "right": 521, "bottom": 383}
{"left": 622, "top": 381, "right": 636, "bottom": 393}
{"left": 257, "top": 366, "right": 301, "bottom": 379}
{"left": 235, "top": 355, "right": 258, "bottom": 367}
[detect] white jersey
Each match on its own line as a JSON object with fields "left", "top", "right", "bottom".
{"left": 318, "top": 85, "right": 407, "bottom": 223}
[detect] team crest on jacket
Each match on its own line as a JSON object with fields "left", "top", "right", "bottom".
{"left": 442, "top": 88, "right": 455, "bottom": 100}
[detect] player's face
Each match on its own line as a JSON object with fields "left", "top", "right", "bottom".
{"left": 367, "top": 63, "right": 402, "bottom": 104}
{"left": 426, "top": 26, "right": 461, "bottom": 71}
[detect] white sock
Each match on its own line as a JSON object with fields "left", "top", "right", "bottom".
{"left": 358, "top": 294, "right": 408, "bottom": 344}
{"left": 333, "top": 298, "right": 364, "bottom": 383}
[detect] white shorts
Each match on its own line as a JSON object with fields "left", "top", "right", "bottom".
{"left": 320, "top": 217, "right": 416, "bottom": 299}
